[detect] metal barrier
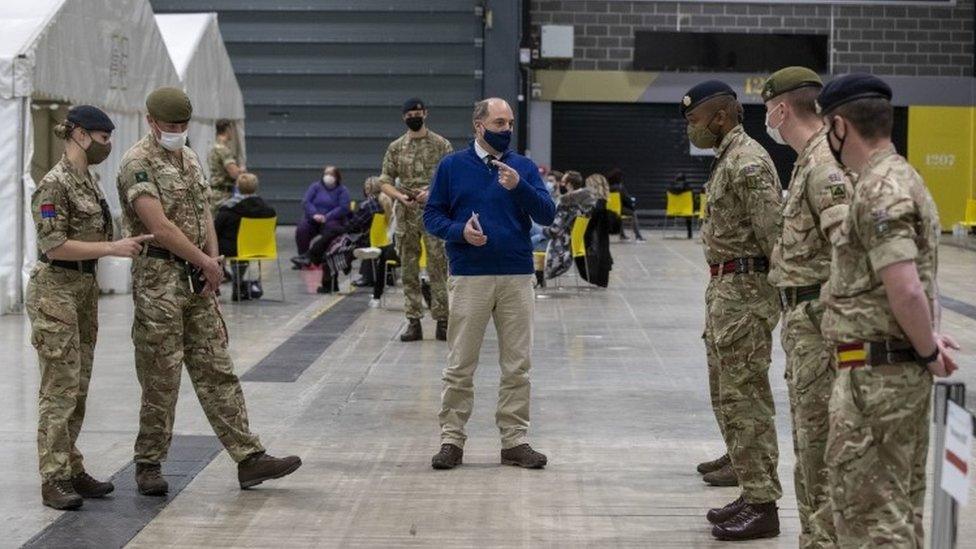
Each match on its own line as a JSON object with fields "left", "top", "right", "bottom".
{"left": 931, "top": 382, "right": 970, "bottom": 549}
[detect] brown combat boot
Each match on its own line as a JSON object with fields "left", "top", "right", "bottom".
{"left": 703, "top": 462, "right": 738, "bottom": 487}
{"left": 135, "top": 463, "right": 168, "bottom": 496}
{"left": 238, "top": 452, "right": 302, "bottom": 489}
{"left": 431, "top": 443, "right": 463, "bottom": 470}
{"left": 71, "top": 471, "right": 114, "bottom": 498}
{"left": 707, "top": 496, "right": 745, "bottom": 524}
{"left": 712, "top": 501, "right": 780, "bottom": 541}
{"left": 400, "top": 319, "right": 423, "bottom": 342}
{"left": 501, "top": 444, "right": 548, "bottom": 469}
{"left": 41, "top": 479, "right": 83, "bottom": 510}
{"left": 435, "top": 320, "right": 448, "bottom": 341}
{"left": 697, "top": 453, "right": 730, "bottom": 475}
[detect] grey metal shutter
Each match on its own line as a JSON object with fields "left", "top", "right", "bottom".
{"left": 151, "top": 0, "right": 485, "bottom": 222}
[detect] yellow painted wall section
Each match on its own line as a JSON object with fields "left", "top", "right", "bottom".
{"left": 907, "top": 106, "right": 974, "bottom": 230}
{"left": 535, "top": 70, "right": 658, "bottom": 102}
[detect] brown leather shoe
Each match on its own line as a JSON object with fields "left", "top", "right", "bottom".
{"left": 431, "top": 443, "right": 463, "bottom": 470}
{"left": 41, "top": 479, "right": 83, "bottom": 510}
{"left": 697, "top": 453, "right": 730, "bottom": 475}
{"left": 400, "top": 319, "right": 423, "bottom": 342}
{"left": 71, "top": 471, "right": 114, "bottom": 498}
{"left": 712, "top": 501, "right": 780, "bottom": 541}
{"left": 707, "top": 496, "right": 745, "bottom": 524}
{"left": 435, "top": 320, "right": 448, "bottom": 341}
{"left": 501, "top": 444, "right": 547, "bottom": 469}
{"left": 703, "top": 462, "right": 738, "bottom": 487}
{"left": 238, "top": 452, "right": 302, "bottom": 489}
{"left": 135, "top": 463, "right": 168, "bottom": 496}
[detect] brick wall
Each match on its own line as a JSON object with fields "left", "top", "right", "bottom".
{"left": 530, "top": 0, "right": 974, "bottom": 77}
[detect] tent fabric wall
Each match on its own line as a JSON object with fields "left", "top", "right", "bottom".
{"left": 156, "top": 13, "right": 247, "bottom": 174}
{"left": 0, "top": 0, "right": 180, "bottom": 313}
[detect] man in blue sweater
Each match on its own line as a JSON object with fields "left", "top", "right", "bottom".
{"left": 424, "top": 98, "right": 556, "bottom": 470}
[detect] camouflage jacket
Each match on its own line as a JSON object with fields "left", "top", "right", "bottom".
{"left": 822, "top": 146, "right": 941, "bottom": 344}
{"left": 117, "top": 133, "right": 211, "bottom": 249}
{"left": 379, "top": 130, "right": 453, "bottom": 192}
{"left": 32, "top": 155, "right": 112, "bottom": 254}
{"left": 769, "top": 128, "right": 853, "bottom": 288}
{"left": 701, "top": 125, "right": 783, "bottom": 265}
{"left": 207, "top": 141, "right": 237, "bottom": 191}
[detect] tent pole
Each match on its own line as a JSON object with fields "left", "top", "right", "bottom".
{"left": 14, "top": 96, "right": 28, "bottom": 312}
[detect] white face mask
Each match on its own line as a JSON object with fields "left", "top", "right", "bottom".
{"left": 323, "top": 174, "right": 337, "bottom": 187}
{"left": 157, "top": 129, "right": 187, "bottom": 151}
{"left": 765, "top": 106, "right": 787, "bottom": 146}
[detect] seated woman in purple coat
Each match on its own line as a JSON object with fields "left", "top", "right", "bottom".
{"left": 292, "top": 165, "right": 351, "bottom": 268}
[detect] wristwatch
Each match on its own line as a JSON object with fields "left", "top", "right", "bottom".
{"left": 915, "top": 346, "right": 940, "bottom": 367}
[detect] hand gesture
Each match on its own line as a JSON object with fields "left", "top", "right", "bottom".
{"left": 397, "top": 193, "right": 417, "bottom": 208}
{"left": 415, "top": 189, "right": 429, "bottom": 204}
{"left": 109, "top": 234, "right": 154, "bottom": 258}
{"left": 464, "top": 214, "right": 487, "bottom": 247}
{"left": 491, "top": 160, "right": 520, "bottom": 190}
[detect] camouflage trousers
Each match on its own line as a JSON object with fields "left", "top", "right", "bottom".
{"left": 131, "top": 258, "right": 264, "bottom": 464}
{"left": 781, "top": 300, "right": 835, "bottom": 548}
{"left": 827, "top": 362, "right": 932, "bottom": 548}
{"left": 704, "top": 273, "right": 782, "bottom": 504}
{"left": 396, "top": 205, "right": 448, "bottom": 321}
{"left": 26, "top": 266, "right": 98, "bottom": 481}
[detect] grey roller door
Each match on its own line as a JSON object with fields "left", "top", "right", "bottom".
{"left": 152, "top": 0, "right": 485, "bottom": 221}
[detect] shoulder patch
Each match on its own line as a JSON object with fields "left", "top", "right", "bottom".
{"left": 742, "top": 164, "right": 758, "bottom": 176}
{"left": 829, "top": 184, "right": 847, "bottom": 199}
{"left": 871, "top": 209, "right": 890, "bottom": 233}
{"left": 828, "top": 172, "right": 843, "bottom": 183}
{"left": 135, "top": 171, "right": 149, "bottom": 183}
{"left": 40, "top": 203, "right": 57, "bottom": 219}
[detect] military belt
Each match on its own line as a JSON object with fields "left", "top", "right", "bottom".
{"left": 145, "top": 245, "right": 187, "bottom": 265}
{"left": 709, "top": 256, "right": 769, "bottom": 278}
{"left": 779, "top": 284, "right": 821, "bottom": 309}
{"left": 39, "top": 256, "right": 97, "bottom": 274}
{"left": 835, "top": 339, "right": 918, "bottom": 369}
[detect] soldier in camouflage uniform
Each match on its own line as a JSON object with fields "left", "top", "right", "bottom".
{"left": 681, "top": 81, "right": 784, "bottom": 541}
{"left": 379, "top": 97, "right": 453, "bottom": 342}
{"left": 763, "top": 67, "right": 853, "bottom": 548}
{"left": 117, "top": 87, "right": 301, "bottom": 496}
{"left": 27, "top": 106, "right": 152, "bottom": 509}
{"left": 207, "top": 119, "right": 244, "bottom": 212}
{"left": 817, "top": 74, "right": 958, "bottom": 548}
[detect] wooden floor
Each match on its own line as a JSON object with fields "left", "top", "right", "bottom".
{"left": 2, "top": 231, "right": 975, "bottom": 548}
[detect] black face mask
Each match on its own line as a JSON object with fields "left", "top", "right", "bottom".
{"left": 828, "top": 120, "right": 847, "bottom": 166}
{"left": 405, "top": 116, "right": 424, "bottom": 132}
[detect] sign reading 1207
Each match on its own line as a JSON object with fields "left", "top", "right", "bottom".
{"left": 925, "top": 154, "right": 956, "bottom": 168}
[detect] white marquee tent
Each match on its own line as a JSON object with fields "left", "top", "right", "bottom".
{"left": 155, "top": 13, "right": 247, "bottom": 173}
{"left": 0, "top": 0, "right": 180, "bottom": 313}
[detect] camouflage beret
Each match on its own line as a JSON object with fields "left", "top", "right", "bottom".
{"left": 816, "top": 73, "right": 892, "bottom": 115}
{"left": 761, "top": 67, "right": 822, "bottom": 102}
{"left": 146, "top": 87, "right": 192, "bottom": 123}
{"left": 680, "top": 80, "right": 736, "bottom": 116}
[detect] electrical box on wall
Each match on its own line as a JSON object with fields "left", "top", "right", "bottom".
{"left": 540, "top": 25, "right": 574, "bottom": 59}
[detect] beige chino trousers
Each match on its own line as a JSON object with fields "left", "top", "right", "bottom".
{"left": 439, "top": 275, "right": 535, "bottom": 449}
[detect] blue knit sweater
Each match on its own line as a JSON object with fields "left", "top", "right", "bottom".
{"left": 424, "top": 144, "right": 556, "bottom": 276}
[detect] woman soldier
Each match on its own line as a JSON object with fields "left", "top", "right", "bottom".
{"left": 27, "top": 105, "right": 151, "bottom": 509}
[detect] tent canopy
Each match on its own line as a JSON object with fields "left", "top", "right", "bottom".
{"left": 0, "top": 0, "right": 180, "bottom": 313}
{"left": 155, "top": 12, "right": 246, "bottom": 169}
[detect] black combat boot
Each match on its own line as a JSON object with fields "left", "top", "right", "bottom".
{"left": 707, "top": 496, "right": 745, "bottom": 524}
{"left": 697, "top": 453, "right": 730, "bottom": 475}
{"left": 135, "top": 463, "right": 168, "bottom": 496}
{"left": 238, "top": 452, "right": 302, "bottom": 489}
{"left": 712, "top": 501, "right": 780, "bottom": 541}
{"left": 501, "top": 444, "right": 548, "bottom": 469}
{"left": 431, "top": 444, "right": 463, "bottom": 470}
{"left": 703, "top": 462, "right": 738, "bottom": 487}
{"left": 400, "top": 319, "right": 423, "bottom": 342}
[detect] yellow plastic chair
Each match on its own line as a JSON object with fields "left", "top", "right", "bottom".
{"left": 419, "top": 238, "right": 428, "bottom": 270}
{"left": 369, "top": 213, "right": 390, "bottom": 247}
{"left": 663, "top": 190, "right": 694, "bottom": 238}
{"left": 962, "top": 199, "right": 976, "bottom": 228}
{"left": 350, "top": 200, "right": 358, "bottom": 213}
{"left": 227, "top": 216, "right": 285, "bottom": 301}
{"left": 570, "top": 216, "right": 590, "bottom": 290}
{"left": 607, "top": 192, "right": 623, "bottom": 216}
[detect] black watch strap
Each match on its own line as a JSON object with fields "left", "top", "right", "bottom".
{"left": 916, "top": 346, "right": 940, "bottom": 366}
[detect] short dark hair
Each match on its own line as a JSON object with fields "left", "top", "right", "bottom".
{"left": 216, "top": 119, "right": 233, "bottom": 135}
{"left": 549, "top": 170, "right": 564, "bottom": 181}
{"left": 832, "top": 97, "right": 893, "bottom": 140}
{"left": 563, "top": 170, "right": 583, "bottom": 189}
{"left": 780, "top": 86, "right": 821, "bottom": 119}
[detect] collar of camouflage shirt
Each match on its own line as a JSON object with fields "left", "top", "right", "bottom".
{"left": 795, "top": 126, "right": 828, "bottom": 168}
{"left": 713, "top": 124, "right": 745, "bottom": 161}
{"left": 863, "top": 143, "right": 898, "bottom": 176}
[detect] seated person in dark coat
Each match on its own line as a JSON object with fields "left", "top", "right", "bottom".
{"left": 214, "top": 172, "right": 277, "bottom": 300}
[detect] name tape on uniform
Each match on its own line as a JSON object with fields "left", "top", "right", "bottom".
{"left": 940, "top": 400, "right": 973, "bottom": 506}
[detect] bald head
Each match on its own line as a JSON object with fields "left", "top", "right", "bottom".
{"left": 472, "top": 97, "right": 515, "bottom": 154}
{"left": 473, "top": 98, "right": 513, "bottom": 126}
